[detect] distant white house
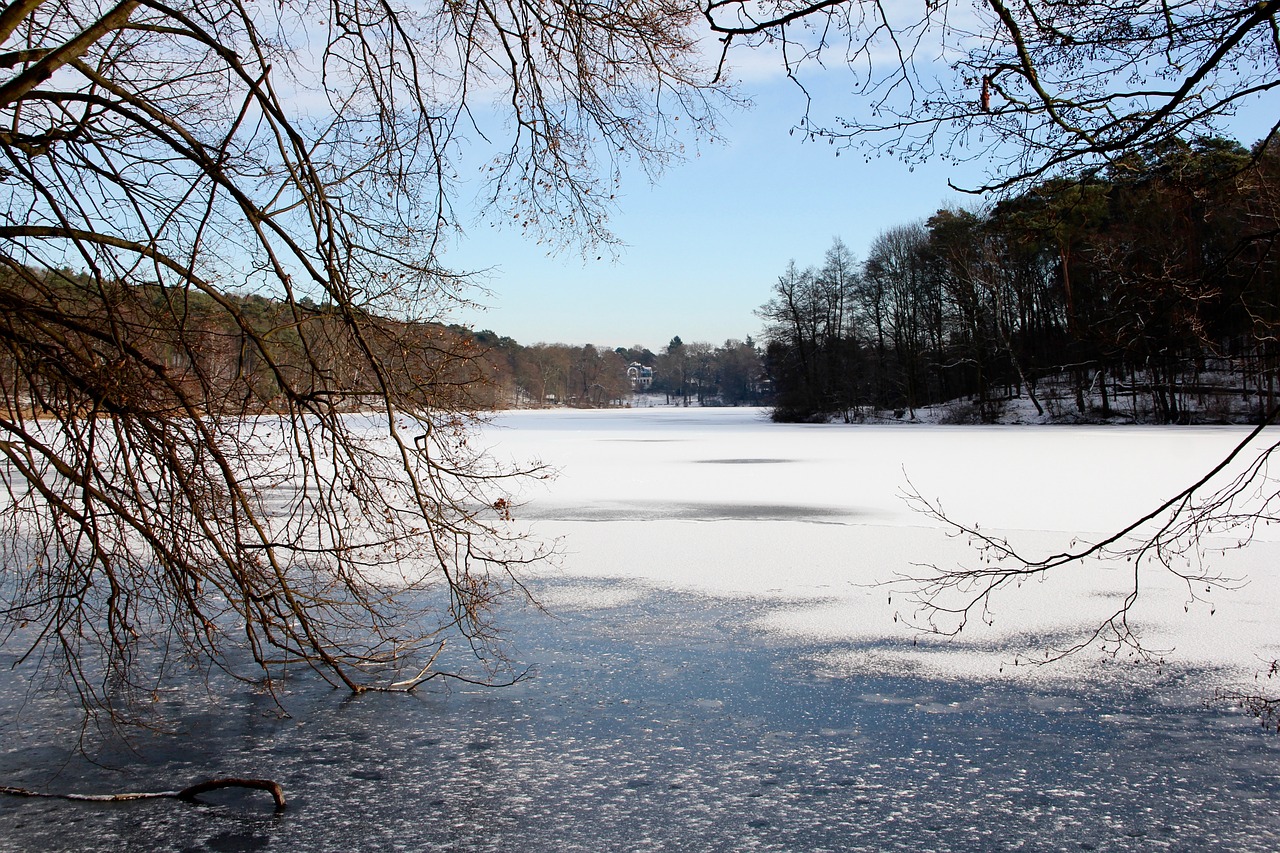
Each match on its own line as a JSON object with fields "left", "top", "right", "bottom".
{"left": 626, "top": 362, "right": 654, "bottom": 390}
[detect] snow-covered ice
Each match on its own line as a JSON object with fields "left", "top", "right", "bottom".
{"left": 483, "top": 406, "right": 1280, "bottom": 687}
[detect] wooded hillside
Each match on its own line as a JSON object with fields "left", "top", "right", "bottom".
{"left": 761, "top": 138, "right": 1280, "bottom": 424}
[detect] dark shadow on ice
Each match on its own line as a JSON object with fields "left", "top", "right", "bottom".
{"left": 518, "top": 500, "right": 859, "bottom": 522}
{"left": 693, "top": 458, "right": 794, "bottom": 464}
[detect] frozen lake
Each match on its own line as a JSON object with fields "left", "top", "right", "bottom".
{"left": 491, "top": 406, "right": 1280, "bottom": 685}
{"left": 4, "top": 406, "right": 1280, "bottom": 850}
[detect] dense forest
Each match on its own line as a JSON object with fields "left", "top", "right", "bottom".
{"left": 0, "top": 271, "right": 509, "bottom": 418}
{"left": 3, "top": 267, "right": 767, "bottom": 415}
{"left": 759, "top": 137, "right": 1280, "bottom": 424}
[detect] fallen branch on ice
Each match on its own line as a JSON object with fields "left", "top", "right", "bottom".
{"left": 0, "top": 777, "right": 286, "bottom": 810}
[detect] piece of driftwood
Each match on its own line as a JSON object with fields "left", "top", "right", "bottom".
{"left": 1, "top": 777, "right": 286, "bottom": 810}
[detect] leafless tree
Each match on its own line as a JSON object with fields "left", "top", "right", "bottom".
{"left": 707, "top": 3, "right": 1280, "bottom": 706}
{"left": 8, "top": 0, "right": 1278, "bottom": 724}
{"left": 0, "top": 0, "right": 729, "bottom": 720}
{"left": 704, "top": 0, "right": 1280, "bottom": 191}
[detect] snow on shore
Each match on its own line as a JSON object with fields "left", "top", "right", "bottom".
{"left": 481, "top": 406, "right": 1280, "bottom": 688}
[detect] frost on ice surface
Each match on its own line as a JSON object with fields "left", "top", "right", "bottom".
{"left": 533, "top": 581, "right": 648, "bottom": 612}
{"left": 6, "top": 582, "right": 1279, "bottom": 852}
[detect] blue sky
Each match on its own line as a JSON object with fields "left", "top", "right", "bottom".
{"left": 444, "top": 73, "right": 980, "bottom": 353}
{"left": 443, "top": 63, "right": 1278, "bottom": 354}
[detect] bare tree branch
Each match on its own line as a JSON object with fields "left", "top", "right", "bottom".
{"left": 2, "top": 777, "right": 286, "bottom": 810}
{"left": 0, "top": 0, "right": 726, "bottom": 725}
{"left": 705, "top": 1, "right": 1280, "bottom": 190}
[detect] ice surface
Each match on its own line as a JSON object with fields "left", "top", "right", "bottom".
{"left": 484, "top": 407, "right": 1280, "bottom": 688}
{"left": 9, "top": 588, "right": 1278, "bottom": 852}
{"left": 7, "top": 405, "right": 1280, "bottom": 851}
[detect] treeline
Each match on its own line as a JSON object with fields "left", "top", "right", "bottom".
{"left": 760, "top": 137, "right": 1280, "bottom": 423}
{"left": 5, "top": 267, "right": 766, "bottom": 415}
{"left": 470, "top": 334, "right": 767, "bottom": 407}
{"left": 1, "top": 270, "right": 501, "bottom": 418}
